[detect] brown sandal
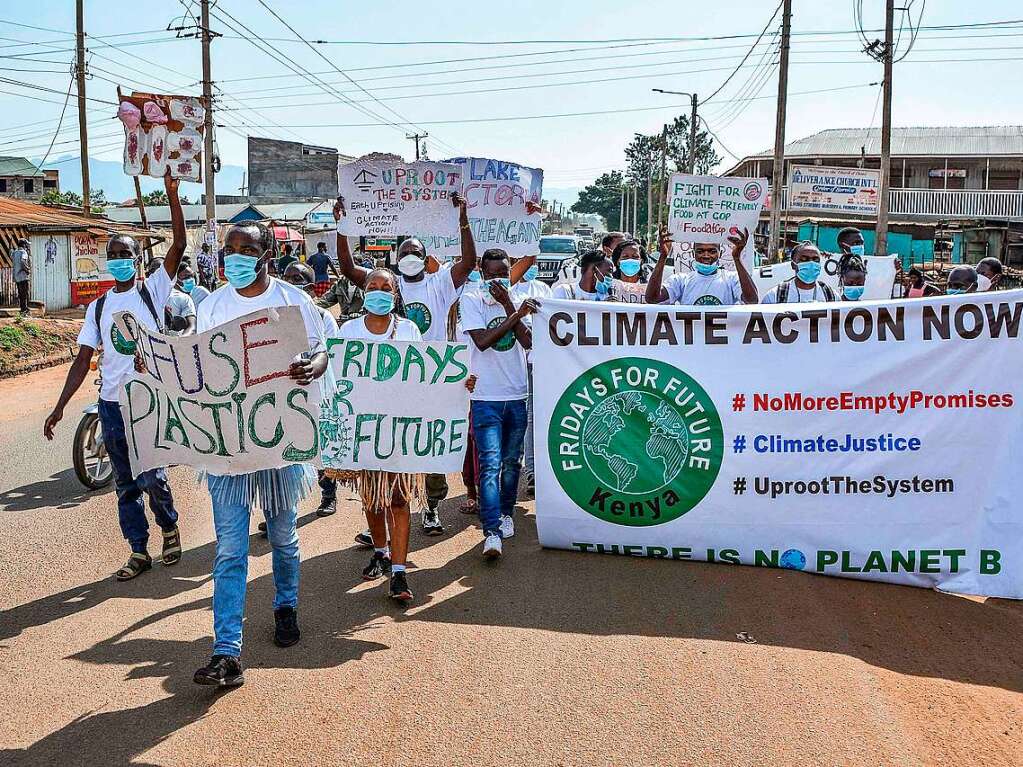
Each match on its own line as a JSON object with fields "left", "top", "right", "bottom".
{"left": 162, "top": 526, "right": 182, "bottom": 566}
{"left": 116, "top": 552, "right": 152, "bottom": 581}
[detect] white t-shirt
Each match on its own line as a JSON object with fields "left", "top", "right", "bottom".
{"left": 459, "top": 291, "right": 528, "bottom": 401}
{"left": 77, "top": 267, "right": 173, "bottom": 402}
{"left": 167, "top": 289, "right": 196, "bottom": 318}
{"left": 611, "top": 279, "right": 647, "bottom": 304}
{"left": 398, "top": 268, "right": 458, "bottom": 342}
{"left": 337, "top": 314, "right": 422, "bottom": 342}
{"left": 189, "top": 284, "right": 211, "bottom": 308}
{"left": 760, "top": 281, "right": 833, "bottom": 304}
{"left": 551, "top": 282, "right": 603, "bottom": 301}
{"left": 511, "top": 278, "right": 552, "bottom": 302}
{"left": 663, "top": 271, "right": 744, "bottom": 306}
{"left": 318, "top": 306, "right": 340, "bottom": 338}
{"left": 196, "top": 278, "right": 325, "bottom": 355}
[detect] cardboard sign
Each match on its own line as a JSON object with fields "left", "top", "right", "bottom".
{"left": 666, "top": 174, "right": 767, "bottom": 251}
{"left": 337, "top": 154, "right": 462, "bottom": 239}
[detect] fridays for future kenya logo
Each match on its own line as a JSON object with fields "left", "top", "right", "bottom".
{"left": 549, "top": 358, "right": 723, "bottom": 526}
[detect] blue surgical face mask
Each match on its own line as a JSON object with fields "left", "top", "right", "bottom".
{"left": 694, "top": 260, "right": 720, "bottom": 276}
{"left": 842, "top": 285, "right": 865, "bottom": 300}
{"left": 946, "top": 287, "right": 966, "bottom": 295}
{"left": 224, "top": 253, "right": 261, "bottom": 289}
{"left": 523, "top": 265, "right": 539, "bottom": 282}
{"left": 595, "top": 273, "right": 614, "bottom": 296}
{"left": 795, "top": 260, "right": 822, "bottom": 283}
{"left": 468, "top": 269, "right": 482, "bottom": 283}
{"left": 487, "top": 277, "right": 511, "bottom": 290}
{"left": 364, "top": 289, "right": 395, "bottom": 315}
{"left": 180, "top": 278, "right": 196, "bottom": 293}
{"left": 849, "top": 244, "right": 865, "bottom": 257}
{"left": 619, "top": 259, "right": 642, "bottom": 277}
{"left": 107, "top": 258, "right": 137, "bottom": 283}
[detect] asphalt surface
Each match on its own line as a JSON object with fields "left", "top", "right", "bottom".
{"left": 1, "top": 363, "right": 1021, "bottom": 766}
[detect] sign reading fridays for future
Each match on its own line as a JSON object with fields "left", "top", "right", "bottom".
{"left": 532, "top": 294, "right": 1023, "bottom": 599}
{"left": 320, "top": 339, "right": 471, "bottom": 473}
{"left": 413, "top": 157, "right": 544, "bottom": 259}
{"left": 337, "top": 153, "right": 462, "bottom": 240}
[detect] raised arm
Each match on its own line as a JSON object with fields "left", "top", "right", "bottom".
{"left": 645, "top": 224, "right": 672, "bottom": 304}
{"left": 162, "top": 174, "right": 186, "bottom": 278}
{"left": 333, "top": 197, "right": 370, "bottom": 290}
{"left": 728, "top": 227, "right": 759, "bottom": 304}
{"left": 510, "top": 255, "right": 535, "bottom": 285}
{"left": 448, "top": 192, "right": 476, "bottom": 288}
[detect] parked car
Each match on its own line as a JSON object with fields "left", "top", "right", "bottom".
{"left": 536, "top": 235, "right": 581, "bottom": 284}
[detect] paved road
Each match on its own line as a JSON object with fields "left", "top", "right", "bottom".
{"left": 0, "top": 364, "right": 1020, "bottom": 766}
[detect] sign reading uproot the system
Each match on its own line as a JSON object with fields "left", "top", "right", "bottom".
{"left": 666, "top": 174, "right": 767, "bottom": 252}
{"left": 337, "top": 153, "right": 463, "bottom": 239}
{"left": 115, "top": 306, "right": 321, "bottom": 477}
{"left": 320, "top": 339, "right": 470, "bottom": 474}
{"left": 414, "top": 157, "right": 544, "bottom": 259}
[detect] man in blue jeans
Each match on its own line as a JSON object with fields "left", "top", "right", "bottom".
{"left": 44, "top": 174, "right": 187, "bottom": 581}
{"left": 459, "top": 248, "right": 538, "bottom": 560}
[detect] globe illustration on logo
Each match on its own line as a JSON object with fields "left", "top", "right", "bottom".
{"left": 486, "top": 316, "right": 516, "bottom": 351}
{"left": 779, "top": 548, "right": 806, "bottom": 570}
{"left": 404, "top": 302, "right": 431, "bottom": 334}
{"left": 110, "top": 324, "right": 137, "bottom": 355}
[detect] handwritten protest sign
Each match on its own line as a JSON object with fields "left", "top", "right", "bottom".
{"left": 337, "top": 153, "right": 462, "bottom": 239}
{"left": 115, "top": 307, "right": 321, "bottom": 477}
{"left": 666, "top": 174, "right": 767, "bottom": 254}
{"left": 320, "top": 339, "right": 470, "bottom": 473}
{"left": 414, "top": 157, "right": 543, "bottom": 259}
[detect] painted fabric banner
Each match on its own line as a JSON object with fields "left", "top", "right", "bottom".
{"left": 320, "top": 339, "right": 470, "bottom": 473}
{"left": 337, "top": 153, "right": 463, "bottom": 239}
{"left": 532, "top": 295, "right": 1023, "bottom": 598}
{"left": 115, "top": 307, "right": 322, "bottom": 477}
{"left": 414, "top": 157, "right": 544, "bottom": 259}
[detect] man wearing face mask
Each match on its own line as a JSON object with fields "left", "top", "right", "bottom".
{"left": 836, "top": 227, "right": 866, "bottom": 258}
{"left": 945, "top": 265, "right": 979, "bottom": 295}
{"left": 976, "top": 257, "right": 1003, "bottom": 292}
{"left": 761, "top": 241, "right": 837, "bottom": 304}
{"left": 334, "top": 192, "right": 478, "bottom": 537}
{"left": 44, "top": 174, "right": 187, "bottom": 582}
{"left": 646, "top": 226, "right": 757, "bottom": 306}
{"left": 177, "top": 261, "right": 210, "bottom": 308}
{"left": 552, "top": 250, "right": 615, "bottom": 300}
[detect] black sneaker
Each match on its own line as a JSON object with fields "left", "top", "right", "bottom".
{"left": 389, "top": 571, "right": 413, "bottom": 603}
{"left": 354, "top": 530, "right": 374, "bottom": 548}
{"left": 422, "top": 506, "right": 444, "bottom": 536}
{"left": 316, "top": 497, "right": 337, "bottom": 517}
{"left": 193, "top": 654, "right": 245, "bottom": 687}
{"left": 362, "top": 552, "right": 392, "bottom": 581}
{"left": 273, "top": 606, "right": 301, "bottom": 647}
{"left": 257, "top": 521, "right": 268, "bottom": 538}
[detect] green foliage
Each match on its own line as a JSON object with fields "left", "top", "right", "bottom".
{"left": 39, "top": 190, "right": 83, "bottom": 208}
{"left": 571, "top": 171, "right": 625, "bottom": 230}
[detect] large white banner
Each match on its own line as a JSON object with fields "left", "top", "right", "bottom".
{"left": 532, "top": 295, "right": 1023, "bottom": 598}
{"left": 319, "top": 339, "right": 471, "bottom": 473}
{"left": 337, "top": 154, "right": 463, "bottom": 239}
{"left": 116, "top": 307, "right": 322, "bottom": 477}
{"left": 788, "top": 164, "right": 880, "bottom": 215}
{"left": 414, "top": 157, "right": 544, "bottom": 259}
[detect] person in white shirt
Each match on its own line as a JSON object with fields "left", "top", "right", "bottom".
{"left": 332, "top": 268, "right": 424, "bottom": 604}
{"left": 760, "top": 241, "right": 837, "bottom": 304}
{"left": 177, "top": 260, "right": 210, "bottom": 309}
{"left": 551, "top": 249, "right": 615, "bottom": 301}
{"left": 165, "top": 282, "right": 197, "bottom": 336}
{"left": 609, "top": 240, "right": 650, "bottom": 304}
{"left": 191, "top": 220, "right": 329, "bottom": 689}
{"left": 43, "top": 173, "right": 187, "bottom": 583}
{"left": 646, "top": 226, "right": 758, "bottom": 306}
{"left": 459, "top": 248, "right": 538, "bottom": 560}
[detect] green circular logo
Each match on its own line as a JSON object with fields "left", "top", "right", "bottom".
{"left": 405, "top": 302, "right": 432, "bottom": 333}
{"left": 549, "top": 357, "right": 723, "bottom": 526}
{"left": 694, "top": 294, "right": 723, "bottom": 306}
{"left": 109, "top": 324, "right": 137, "bottom": 355}
{"left": 487, "top": 316, "right": 515, "bottom": 351}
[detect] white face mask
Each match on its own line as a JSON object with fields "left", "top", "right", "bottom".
{"left": 398, "top": 253, "right": 425, "bottom": 277}
{"left": 977, "top": 274, "right": 992, "bottom": 292}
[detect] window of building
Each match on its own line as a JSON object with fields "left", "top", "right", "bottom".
{"left": 0, "top": 179, "right": 7, "bottom": 193}
{"left": 24, "top": 179, "right": 34, "bottom": 194}
{"left": 988, "top": 171, "right": 1020, "bottom": 191}
{"left": 928, "top": 169, "right": 966, "bottom": 190}
{"left": 42, "top": 179, "right": 57, "bottom": 189}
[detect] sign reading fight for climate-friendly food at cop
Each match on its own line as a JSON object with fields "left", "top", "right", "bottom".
{"left": 666, "top": 173, "right": 767, "bottom": 252}
{"left": 414, "top": 157, "right": 544, "bottom": 259}
{"left": 320, "top": 339, "right": 470, "bottom": 473}
{"left": 337, "top": 153, "right": 462, "bottom": 240}
{"left": 532, "top": 295, "right": 1023, "bottom": 599}
{"left": 788, "top": 164, "right": 880, "bottom": 215}
{"left": 115, "top": 307, "right": 321, "bottom": 477}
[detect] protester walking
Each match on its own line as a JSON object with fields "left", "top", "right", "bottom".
{"left": 646, "top": 226, "right": 757, "bottom": 306}
{"left": 552, "top": 249, "right": 615, "bottom": 301}
{"left": 307, "top": 241, "right": 339, "bottom": 297}
{"left": 510, "top": 260, "right": 550, "bottom": 496}
{"left": 177, "top": 260, "right": 210, "bottom": 309}
{"left": 760, "top": 242, "right": 836, "bottom": 304}
{"left": 838, "top": 253, "right": 867, "bottom": 301}
{"left": 12, "top": 238, "right": 30, "bottom": 315}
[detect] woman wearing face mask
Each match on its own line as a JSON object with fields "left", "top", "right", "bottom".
{"left": 191, "top": 220, "right": 329, "bottom": 688}
{"left": 838, "top": 253, "right": 867, "bottom": 301}
{"left": 330, "top": 268, "right": 424, "bottom": 604}
{"left": 551, "top": 249, "right": 615, "bottom": 300}
{"left": 609, "top": 240, "right": 649, "bottom": 303}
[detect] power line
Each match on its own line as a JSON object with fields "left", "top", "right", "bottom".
{"left": 703, "top": 1, "right": 783, "bottom": 104}
{"left": 30, "top": 75, "right": 74, "bottom": 172}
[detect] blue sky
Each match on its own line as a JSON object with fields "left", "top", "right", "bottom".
{"left": 1, "top": 0, "right": 1020, "bottom": 199}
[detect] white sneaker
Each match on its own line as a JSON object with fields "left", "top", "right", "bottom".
{"left": 483, "top": 533, "right": 503, "bottom": 560}
{"left": 499, "top": 515, "right": 515, "bottom": 539}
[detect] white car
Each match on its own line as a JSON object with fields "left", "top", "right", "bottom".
{"left": 536, "top": 235, "right": 582, "bottom": 284}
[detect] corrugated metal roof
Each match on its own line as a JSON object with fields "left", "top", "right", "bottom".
{"left": 104, "top": 203, "right": 256, "bottom": 225}
{"left": 745, "top": 126, "right": 1023, "bottom": 160}
{"left": 0, "top": 197, "right": 160, "bottom": 239}
{"left": 0, "top": 156, "right": 44, "bottom": 177}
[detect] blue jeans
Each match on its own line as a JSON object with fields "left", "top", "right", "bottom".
{"left": 98, "top": 398, "right": 178, "bottom": 554}
{"left": 207, "top": 476, "right": 300, "bottom": 658}
{"left": 470, "top": 399, "right": 528, "bottom": 536}
{"left": 523, "top": 364, "right": 535, "bottom": 476}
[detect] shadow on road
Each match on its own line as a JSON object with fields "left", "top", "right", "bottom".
{"left": 0, "top": 467, "right": 112, "bottom": 512}
{"left": 2, "top": 498, "right": 1021, "bottom": 766}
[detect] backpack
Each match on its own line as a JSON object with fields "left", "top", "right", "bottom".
{"left": 775, "top": 277, "right": 836, "bottom": 304}
{"left": 93, "top": 281, "right": 164, "bottom": 339}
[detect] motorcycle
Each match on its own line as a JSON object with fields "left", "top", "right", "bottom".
{"left": 73, "top": 364, "right": 114, "bottom": 490}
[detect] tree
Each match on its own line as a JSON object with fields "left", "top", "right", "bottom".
{"left": 89, "top": 188, "right": 107, "bottom": 213}
{"left": 663, "top": 113, "right": 721, "bottom": 175}
{"left": 142, "top": 190, "right": 168, "bottom": 206}
{"left": 571, "top": 171, "right": 625, "bottom": 231}
{"left": 39, "top": 190, "right": 83, "bottom": 207}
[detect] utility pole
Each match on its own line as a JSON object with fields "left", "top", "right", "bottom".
{"left": 769, "top": 0, "right": 792, "bottom": 260}
{"left": 687, "top": 94, "right": 698, "bottom": 174}
{"left": 200, "top": 0, "right": 216, "bottom": 224}
{"left": 406, "top": 132, "right": 428, "bottom": 161}
{"left": 620, "top": 185, "right": 626, "bottom": 232}
{"left": 632, "top": 183, "right": 638, "bottom": 238}
{"left": 646, "top": 172, "right": 652, "bottom": 245}
{"left": 75, "top": 0, "right": 90, "bottom": 215}
{"left": 875, "top": 0, "right": 895, "bottom": 256}
{"left": 658, "top": 124, "right": 667, "bottom": 227}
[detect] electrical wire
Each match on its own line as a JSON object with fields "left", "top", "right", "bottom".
{"left": 703, "top": 0, "right": 782, "bottom": 104}
{"left": 30, "top": 75, "right": 74, "bottom": 172}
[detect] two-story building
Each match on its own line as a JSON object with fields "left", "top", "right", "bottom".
{"left": 0, "top": 156, "right": 59, "bottom": 203}
{"left": 725, "top": 126, "right": 1023, "bottom": 267}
